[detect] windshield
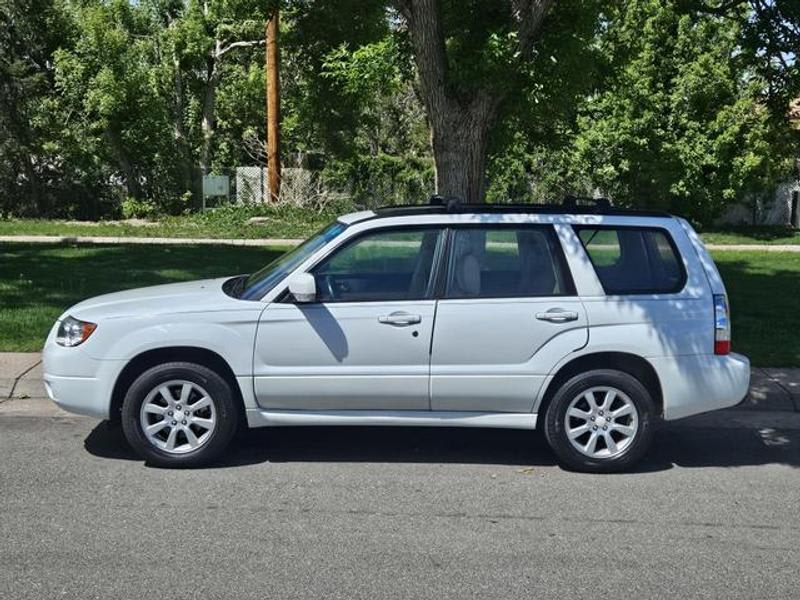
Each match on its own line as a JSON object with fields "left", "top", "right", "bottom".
{"left": 239, "top": 221, "right": 347, "bottom": 300}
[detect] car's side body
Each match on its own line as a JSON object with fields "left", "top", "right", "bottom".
{"left": 43, "top": 208, "right": 750, "bottom": 437}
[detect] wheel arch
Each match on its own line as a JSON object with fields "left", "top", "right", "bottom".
{"left": 536, "top": 352, "right": 663, "bottom": 418}
{"left": 109, "top": 346, "right": 246, "bottom": 425}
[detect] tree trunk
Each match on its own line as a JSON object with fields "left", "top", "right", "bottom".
{"left": 106, "top": 128, "right": 141, "bottom": 200}
{"left": 400, "top": 0, "right": 500, "bottom": 202}
{"left": 171, "top": 50, "right": 197, "bottom": 203}
{"left": 397, "top": 0, "right": 552, "bottom": 202}
{"left": 197, "top": 37, "right": 263, "bottom": 208}
{"left": 429, "top": 95, "right": 498, "bottom": 202}
{"left": 200, "top": 54, "right": 218, "bottom": 178}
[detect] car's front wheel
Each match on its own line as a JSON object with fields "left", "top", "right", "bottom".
{"left": 543, "top": 369, "right": 655, "bottom": 473}
{"left": 121, "top": 362, "right": 239, "bottom": 468}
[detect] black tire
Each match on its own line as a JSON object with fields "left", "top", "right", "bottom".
{"left": 121, "top": 362, "right": 239, "bottom": 468}
{"left": 543, "top": 369, "right": 655, "bottom": 473}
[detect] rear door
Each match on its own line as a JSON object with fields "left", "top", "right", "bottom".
{"left": 429, "top": 225, "right": 588, "bottom": 413}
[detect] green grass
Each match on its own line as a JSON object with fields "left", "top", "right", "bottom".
{"left": 713, "top": 250, "right": 800, "bottom": 367}
{"left": 701, "top": 226, "right": 800, "bottom": 245}
{"left": 0, "top": 204, "right": 344, "bottom": 240}
{"left": 0, "top": 243, "right": 286, "bottom": 352}
{"left": 1, "top": 214, "right": 798, "bottom": 245}
{"left": 1, "top": 243, "right": 798, "bottom": 366}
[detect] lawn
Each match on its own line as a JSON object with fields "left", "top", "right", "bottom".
{"left": 700, "top": 226, "right": 800, "bottom": 246}
{"left": 2, "top": 214, "right": 798, "bottom": 246}
{"left": 1, "top": 243, "right": 798, "bottom": 366}
{"left": 713, "top": 251, "right": 800, "bottom": 366}
{"left": 0, "top": 204, "right": 342, "bottom": 240}
{"left": 0, "top": 243, "right": 285, "bottom": 352}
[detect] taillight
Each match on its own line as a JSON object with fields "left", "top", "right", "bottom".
{"left": 713, "top": 294, "right": 731, "bottom": 355}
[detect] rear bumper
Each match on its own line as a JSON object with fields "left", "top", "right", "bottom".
{"left": 649, "top": 352, "right": 750, "bottom": 420}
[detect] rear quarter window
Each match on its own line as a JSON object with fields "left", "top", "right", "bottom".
{"left": 574, "top": 226, "right": 686, "bottom": 295}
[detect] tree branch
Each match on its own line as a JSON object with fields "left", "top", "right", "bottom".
{"left": 393, "top": 0, "right": 411, "bottom": 21}
{"left": 217, "top": 39, "right": 265, "bottom": 58}
{"left": 512, "top": 0, "right": 555, "bottom": 58}
{"left": 697, "top": 0, "right": 748, "bottom": 16}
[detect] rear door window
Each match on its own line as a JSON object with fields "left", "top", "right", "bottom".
{"left": 444, "top": 226, "right": 575, "bottom": 299}
{"left": 575, "top": 226, "right": 685, "bottom": 294}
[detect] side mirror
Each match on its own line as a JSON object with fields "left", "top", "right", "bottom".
{"left": 288, "top": 273, "right": 316, "bottom": 303}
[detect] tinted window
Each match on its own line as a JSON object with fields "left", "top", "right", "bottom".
{"left": 444, "top": 226, "right": 574, "bottom": 299}
{"left": 312, "top": 228, "right": 442, "bottom": 302}
{"left": 575, "top": 226, "right": 685, "bottom": 294}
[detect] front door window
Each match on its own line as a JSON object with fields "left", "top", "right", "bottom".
{"left": 312, "top": 228, "right": 442, "bottom": 303}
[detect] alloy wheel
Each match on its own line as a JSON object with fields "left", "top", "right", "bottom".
{"left": 563, "top": 386, "right": 639, "bottom": 459}
{"left": 139, "top": 380, "right": 217, "bottom": 454}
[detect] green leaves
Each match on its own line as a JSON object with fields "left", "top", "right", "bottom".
{"left": 559, "top": 0, "right": 795, "bottom": 223}
{"left": 322, "top": 39, "right": 402, "bottom": 97}
{"left": 0, "top": 0, "right": 795, "bottom": 223}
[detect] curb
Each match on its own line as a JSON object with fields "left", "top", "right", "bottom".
{"left": 0, "top": 235, "right": 302, "bottom": 247}
{"left": 705, "top": 243, "right": 800, "bottom": 252}
{"left": 670, "top": 409, "right": 800, "bottom": 430}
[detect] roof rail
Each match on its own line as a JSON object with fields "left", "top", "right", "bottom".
{"left": 372, "top": 194, "right": 671, "bottom": 218}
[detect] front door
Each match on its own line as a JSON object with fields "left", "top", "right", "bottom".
{"left": 430, "top": 225, "right": 588, "bottom": 413}
{"left": 254, "top": 226, "right": 444, "bottom": 411}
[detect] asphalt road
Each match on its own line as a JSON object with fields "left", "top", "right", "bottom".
{"left": 1, "top": 415, "right": 799, "bottom": 599}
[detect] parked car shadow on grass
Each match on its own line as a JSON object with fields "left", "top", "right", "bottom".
{"left": 83, "top": 419, "right": 800, "bottom": 472}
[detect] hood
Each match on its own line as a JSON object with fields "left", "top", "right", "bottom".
{"left": 63, "top": 277, "right": 243, "bottom": 321}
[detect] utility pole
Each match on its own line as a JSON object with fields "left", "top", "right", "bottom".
{"left": 265, "top": 8, "right": 280, "bottom": 201}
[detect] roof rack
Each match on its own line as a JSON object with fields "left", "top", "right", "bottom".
{"left": 562, "top": 195, "right": 612, "bottom": 210}
{"left": 372, "top": 194, "right": 671, "bottom": 218}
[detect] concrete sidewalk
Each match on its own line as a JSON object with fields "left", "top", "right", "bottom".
{"left": 1, "top": 234, "right": 799, "bottom": 252}
{"left": 0, "top": 235, "right": 303, "bottom": 247}
{"left": 0, "top": 353, "right": 43, "bottom": 401}
{"left": 2, "top": 352, "right": 799, "bottom": 418}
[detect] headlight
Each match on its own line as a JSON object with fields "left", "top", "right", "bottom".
{"left": 56, "top": 316, "right": 97, "bottom": 347}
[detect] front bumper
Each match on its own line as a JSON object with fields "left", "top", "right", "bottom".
{"left": 42, "top": 326, "right": 125, "bottom": 419}
{"left": 649, "top": 352, "right": 751, "bottom": 420}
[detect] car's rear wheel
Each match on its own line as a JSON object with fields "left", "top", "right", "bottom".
{"left": 121, "top": 362, "right": 239, "bottom": 468}
{"left": 543, "top": 369, "right": 655, "bottom": 473}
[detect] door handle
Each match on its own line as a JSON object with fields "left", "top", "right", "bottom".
{"left": 535, "top": 309, "right": 579, "bottom": 323}
{"left": 378, "top": 312, "right": 422, "bottom": 326}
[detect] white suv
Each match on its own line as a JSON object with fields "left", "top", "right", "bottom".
{"left": 43, "top": 199, "right": 750, "bottom": 472}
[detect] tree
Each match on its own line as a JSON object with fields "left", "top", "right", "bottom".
{"left": 281, "top": 0, "right": 391, "bottom": 158}
{"left": 280, "top": 0, "right": 600, "bottom": 205}
{"left": 701, "top": 0, "right": 800, "bottom": 117}
{"left": 392, "top": 0, "right": 573, "bottom": 203}
{"left": 171, "top": 0, "right": 266, "bottom": 181}
{"left": 54, "top": 0, "right": 172, "bottom": 202}
{"left": 562, "top": 0, "right": 795, "bottom": 223}
{"left": 0, "top": 0, "right": 82, "bottom": 216}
